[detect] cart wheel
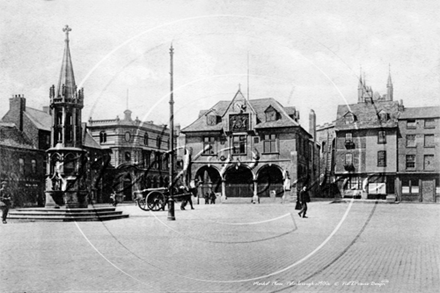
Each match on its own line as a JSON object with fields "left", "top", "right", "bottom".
{"left": 146, "top": 191, "right": 166, "bottom": 211}
{"left": 137, "top": 197, "right": 149, "bottom": 211}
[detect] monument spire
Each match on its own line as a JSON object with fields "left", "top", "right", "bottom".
{"left": 57, "top": 25, "right": 76, "bottom": 99}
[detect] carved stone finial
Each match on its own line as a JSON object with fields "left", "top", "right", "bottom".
{"left": 63, "top": 25, "right": 72, "bottom": 41}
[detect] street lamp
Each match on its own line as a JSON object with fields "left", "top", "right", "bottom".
{"left": 168, "top": 44, "right": 176, "bottom": 221}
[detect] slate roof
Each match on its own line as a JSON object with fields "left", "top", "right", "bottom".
{"left": 25, "top": 107, "right": 52, "bottom": 131}
{"left": 0, "top": 122, "right": 35, "bottom": 149}
{"left": 399, "top": 106, "right": 440, "bottom": 119}
{"left": 335, "top": 100, "right": 400, "bottom": 130}
{"left": 182, "top": 97, "right": 299, "bottom": 133}
{"left": 82, "top": 123, "right": 102, "bottom": 149}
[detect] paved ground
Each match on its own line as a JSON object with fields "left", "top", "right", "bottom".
{"left": 1, "top": 200, "right": 439, "bottom": 293}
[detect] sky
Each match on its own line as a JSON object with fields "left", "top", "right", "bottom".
{"left": 1, "top": 0, "right": 439, "bottom": 131}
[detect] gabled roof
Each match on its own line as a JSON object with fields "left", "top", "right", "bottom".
{"left": 0, "top": 122, "right": 35, "bottom": 149}
{"left": 399, "top": 106, "right": 440, "bottom": 119}
{"left": 335, "top": 100, "right": 400, "bottom": 130}
{"left": 82, "top": 123, "right": 102, "bottom": 149}
{"left": 181, "top": 96, "right": 300, "bottom": 133}
{"left": 24, "top": 107, "right": 51, "bottom": 131}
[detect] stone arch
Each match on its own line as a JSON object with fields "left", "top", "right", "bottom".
{"left": 224, "top": 165, "right": 254, "bottom": 197}
{"left": 195, "top": 165, "right": 222, "bottom": 195}
{"left": 256, "top": 164, "right": 284, "bottom": 197}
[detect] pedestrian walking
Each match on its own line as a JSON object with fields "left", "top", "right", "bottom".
{"left": 204, "top": 192, "right": 210, "bottom": 204}
{"left": 181, "top": 179, "right": 199, "bottom": 210}
{"left": 0, "top": 181, "right": 12, "bottom": 224}
{"left": 298, "top": 186, "right": 310, "bottom": 218}
{"left": 210, "top": 190, "right": 216, "bottom": 204}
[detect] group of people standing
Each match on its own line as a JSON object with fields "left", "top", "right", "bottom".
{"left": 180, "top": 179, "right": 218, "bottom": 209}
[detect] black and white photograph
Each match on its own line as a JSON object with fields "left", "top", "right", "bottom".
{"left": 0, "top": 0, "right": 439, "bottom": 292}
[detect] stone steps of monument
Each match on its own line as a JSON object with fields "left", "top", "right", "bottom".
{"left": 8, "top": 208, "right": 129, "bottom": 222}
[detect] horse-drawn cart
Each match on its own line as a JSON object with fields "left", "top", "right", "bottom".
{"left": 134, "top": 187, "right": 193, "bottom": 211}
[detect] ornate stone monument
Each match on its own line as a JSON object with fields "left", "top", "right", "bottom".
{"left": 45, "top": 25, "right": 88, "bottom": 208}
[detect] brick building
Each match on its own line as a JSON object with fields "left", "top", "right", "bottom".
{"left": 334, "top": 70, "right": 400, "bottom": 199}
{"left": 180, "top": 88, "right": 319, "bottom": 201}
{"left": 331, "top": 69, "right": 439, "bottom": 202}
{"left": 396, "top": 106, "right": 440, "bottom": 202}
{"left": 0, "top": 122, "right": 46, "bottom": 206}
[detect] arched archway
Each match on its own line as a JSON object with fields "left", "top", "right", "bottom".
{"left": 257, "top": 165, "right": 284, "bottom": 197}
{"left": 224, "top": 166, "right": 253, "bottom": 197}
{"left": 195, "top": 166, "right": 221, "bottom": 199}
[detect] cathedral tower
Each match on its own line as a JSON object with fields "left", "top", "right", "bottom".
{"left": 386, "top": 66, "right": 393, "bottom": 101}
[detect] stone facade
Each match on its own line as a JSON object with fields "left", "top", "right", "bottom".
{"left": 87, "top": 110, "right": 178, "bottom": 200}
{"left": 180, "top": 89, "right": 319, "bottom": 201}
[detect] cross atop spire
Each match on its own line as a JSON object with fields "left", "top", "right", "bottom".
{"left": 57, "top": 25, "right": 77, "bottom": 100}
{"left": 63, "top": 25, "right": 72, "bottom": 41}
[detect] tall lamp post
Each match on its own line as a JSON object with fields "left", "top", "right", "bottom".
{"left": 168, "top": 44, "right": 176, "bottom": 221}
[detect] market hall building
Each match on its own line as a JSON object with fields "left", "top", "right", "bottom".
{"left": 180, "top": 88, "right": 319, "bottom": 201}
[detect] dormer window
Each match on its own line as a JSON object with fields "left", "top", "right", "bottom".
{"left": 378, "top": 110, "right": 389, "bottom": 123}
{"left": 345, "top": 112, "right": 356, "bottom": 124}
{"left": 265, "top": 106, "right": 279, "bottom": 122}
{"left": 206, "top": 114, "right": 219, "bottom": 126}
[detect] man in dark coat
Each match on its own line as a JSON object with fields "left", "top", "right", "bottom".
{"left": 0, "top": 181, "right": 12, "bottom": 224}
{"left": 298, "top": 186, "right": 310, "bottom": 218}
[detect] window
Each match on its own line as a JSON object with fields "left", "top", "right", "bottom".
{"left": 155, "top": 153, "right": 162, "bottom": 169}
{"left": 378, "top": 131, "right": 386, "bottom": 144}
{"left": 424, "top": 155, "right": 435, "bottom": 171}
{"left": 253, "top": 137, "right": 259, "bottom": 144}
{"left": 406, "top": 155, "right": 415, "bottom": 169}
{"left": 265, "top": 109, "right": 278, "bottom": 122}
{"left": 99, "top": 131, "right": 107, "bottom": 143}
{"left": 345, "top": 153, "right": 353, "bottom": 165}
{"left": 263, "top": 134, "right": 278, "bottom": 153}
{"left": 65, "top": 128, "right": 72, "bottom": 142}
{"left": 156, "top": 135, "right": 161, "bottom": 148}
{"left": 321, "top": 141, "right": 327, "bottom": 153}
{"left": 56, "top": 112, "right": 62, "bottom": 125}
{"left": 203, "top": 137, "right": 216, "bottom": 155}
{"left": 345, "top": 113, "right": 355, "bottom": 124}
{"left": 31, "top": 160, "right": 37, "bottom": 174}
{"left": 19, "top": 158, "right": 24, "bottom": 174}
{"left": 402, "top": 179, "right": 418, "bottom": 194}
{"left": 377, "top": 151, "right": 386, "bottom": 167}
{"left": 378, "top": 111, "right": 388, "bottom": 122}
{"left": 143, "top": 151, "right": 150, "bottom": 168}
{"left": 66, "top": 113, "right": 72, "bottom": 126}
{"left": 125, "top": 152, "right": 131, "bottom": 161}
{"left": 406, "top": 119, "right": 416, "bottom": 129}
{"left": 124, "top": 132, "right": 131, "bottom": 142}
{"left": 424, "top": 118, "right": 435, "bottom": 129}
{"left": 232, "top": 135, "right": 246, "bottom": 155}
{"left": 424, "top": 134, "right": 434, "bottom": 148}
{"left": 144, "top": 133, "right": 148, "bottom": 145}
{"left": 406, "top": 135, "right": 416, "bottom": 147}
